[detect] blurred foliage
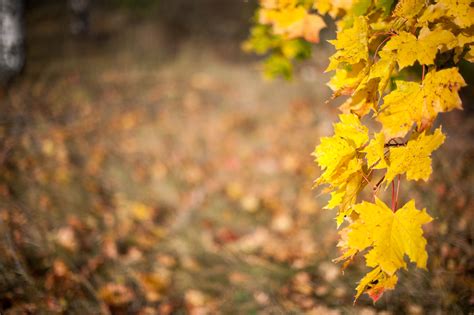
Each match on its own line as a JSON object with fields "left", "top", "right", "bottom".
{"left": 242, "top": 0, "right": 319, "bottom": 80}
{"left": 0, "top": 1, "right": 472, "bottom": 314}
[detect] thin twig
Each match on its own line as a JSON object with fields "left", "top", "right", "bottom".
{"left": 373, "top": 35, "right": 393, "bottom": 62}
{"left": 372, "top": 175, "right": 385, "bottom": 200}
{"left": 384, "top": 142, "right": 406, "bottom": 147}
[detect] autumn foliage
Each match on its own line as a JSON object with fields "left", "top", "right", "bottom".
{"left": 245, "top": 0, "right": 472, "bottom": 302}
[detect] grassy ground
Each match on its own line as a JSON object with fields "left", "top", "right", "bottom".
{"left": 0, "top": 2, "right": 473, "bottom": 314}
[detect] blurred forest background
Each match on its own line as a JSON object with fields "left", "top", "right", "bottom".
{"left": 0, "top": 0, "right": 473, "bottom": 314}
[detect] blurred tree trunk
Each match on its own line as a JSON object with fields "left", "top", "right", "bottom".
{"left": 68, "top": 0, "right": 90, "bottom": 35}
{"left": 0, "top": 0, "right": 24, "bottom": 83}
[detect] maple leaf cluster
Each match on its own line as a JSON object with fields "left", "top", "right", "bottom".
{"left": 246, "top": 0, "right": 472, "bottom": 303}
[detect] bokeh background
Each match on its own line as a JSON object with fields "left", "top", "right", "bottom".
{"left": 0, "top": 1, "right": 473, "bottom": 314}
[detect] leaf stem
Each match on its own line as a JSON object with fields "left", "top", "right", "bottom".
{"left": 373, "top": 175, "right": 385, "bottom": 201}
{"left": 395, "top": 175, "right": 401, "bottom": 210}
{"left": 373, "top": 35, "right": 393, "bottom": 62}
{"left": 391, "top": 180, "right": 396, "bottom": 212}
{"left": 361, "top": 171, "right": 372, "bottom": 185}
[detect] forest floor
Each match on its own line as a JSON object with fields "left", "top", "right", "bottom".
{"left": 0, "top": 2, "right": 473, "bottom": 314}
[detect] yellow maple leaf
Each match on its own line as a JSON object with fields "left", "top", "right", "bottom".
{"left": 314, "top": 134, "right": 359, "bottom": 185}
{"left": 363, "top": 132, "right": 387, "bottom": 169}
{"left": 313, "top": 0, "right": 355, "bottom": 18}
{"left": 393, "top": 0, "right": 425, "bottom": 20}
{"left": 259, "top": 6, "right": 326, "bottom": 43}
{"left": 259, "top": 6, "right": 305, "bottom": 28}
{"left": 346, "top": 215, "right": 373, "bottom": 250}
{"left": 334, "top": 219, "right": 370, "bottom": 265}
{"left": 368, "top": 54, "right": 396, "bottom": 94}
{"left": 313, "top": 0, "right": 332, "bottom": 15}
{"left": 385, "top": 128, "right": 445, "bottom": 183}
{"left": 259, "top": 0, "right": 279, "bottom": 9}
{"left": 355, "top": 266, "right": 398, "bottom": 302}
{"left": 338, "top": 54, "right": 397, "bottom": 116}
{"left": 303, "top": 14, "right": 327, "bottom": 43}
{"left": 260, "top": 0, "right": 298, "bottom": 9}
{"left": 417, "top": 3, "right": 444, "bottom": 26}
{"left": 328, "top": 62, "right": 369, "bottom": 96}
{"left": 416, "top": 68, "right": 465, "bottom": 122}
{"left": 278, "top": 0, "right": 299, "bottom": 8}
{"left": 352, "top": 198, "right": 433, "bottom": 275}
{"left": 327, "top": 16, "right": 369, "bottom": 71}
{"left": 336, "top": 198, "right": 432, "bottom": 301}
{"left": 458, "top": 33, "right": 474, "bottom": 47}
{"left": 433, "top": 0, "right": 474, "bottom": 28}
{"left": 327, "top": 171, "right": 366, "bottom": 227}
{"left": 377, "top": 68, "right": 466, "bottom": 138}
{"left": 381, "top": 28, "right": 457, "bottom": 69}
{"left": 339, "top": 77, "right": 379, "bottom": 117}
{"left": 376, "top": 80, "right": 418, "bottom": 137}
{"left": 334, "top": 113, "right": 370, "bottom": 147}
{"left": 417, "top": 26, "right": 458, "bottom": 51}
{"left": 314, "top": 114, "right": 369, "bottom": 224}
{"left": 314, "top": 114, "right": 368, "bottom": 184}
{"left": 455, "top": 33, "right": 474, "bottom": 62}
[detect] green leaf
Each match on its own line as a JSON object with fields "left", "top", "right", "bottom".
{"left": 263, "top": 54, "right": 294, "bottom": 80}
